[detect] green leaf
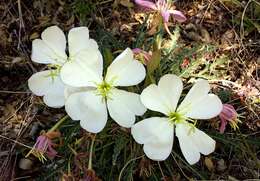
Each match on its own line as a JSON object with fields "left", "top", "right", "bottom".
{"left": 147, "top": 50, "right": 161, "bottom": 75}
{"left": 103, "top": 48, "right": 114, "bottom": 70}
{"left": 144, "top": 49, "right": 161, "bottom": 86}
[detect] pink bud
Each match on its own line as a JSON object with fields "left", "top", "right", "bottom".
{"left": 34, "top": 135, "right": 58, "bottom": 159}
{"left": 132, "top": 48, "right": 152, "bottom": 65}
{"left": 219, "top": 104, "right": 238, "bottom": 133}
{"left": 26, "top": 131, "right": 60, "bottom": 162}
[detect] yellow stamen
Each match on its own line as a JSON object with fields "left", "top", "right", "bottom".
{"left": 168, "top": 111, "right": 197, "bottom": 135}
{"left": 45, "top": 64, "right": 62, "bottom": 82}
{"left": 25, "top": 148, "right": 47, "bottom": 163}
{"left": 96, "top": 81, "right": 114, "bottom": 101}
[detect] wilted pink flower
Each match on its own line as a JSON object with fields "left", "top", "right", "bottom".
{"left": 26, "top": 131, "right": 60, "bottom": 162}
{"left": 134, "top": 0, "right": 187, "bottom": 23}
{"left": 219, "top": 104, "right": 240, "bottom": 133}
{"left": 132, "top": 48, "right": 152, "bottom": 65}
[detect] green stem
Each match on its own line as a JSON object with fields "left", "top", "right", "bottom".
{"left": 48, "top": 115, "right": 69, "bottom": 133}
{"left": 88, "top": 134, "right": 96, "bottom": 170}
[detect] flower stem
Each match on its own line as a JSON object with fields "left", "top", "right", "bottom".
{"left": 48, "top": 115, "right": 69, "bottom": 133}
{"left": 88, "top": 134, "right": 96, "bottom": 170}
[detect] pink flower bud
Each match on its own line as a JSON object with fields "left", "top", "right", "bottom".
{"left": 26, "top": 131, "right": 60, "bottom": 162}
{"left": 34, "top": 135, "right": 58, "bottom": 158}
{"left": 132, "top": 48, "right": 152, "bottom": 65}
{"left": 219, "top": 104, "right": 239, "bottom": 133}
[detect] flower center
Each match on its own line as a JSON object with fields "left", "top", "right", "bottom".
{"left": 46, "top": 64, "right": 62, "bottom": 81}
{"left": 168, "top": 111, "right": 197, "bottom": 126}
{"left": 96, "top": 81, "right": 113, "bottom": 99}
{"left": 168, "top": 112, "right": 198, "bottom": 135}
{"left": 168, "top": 112, "right": 185, "bottom": 124}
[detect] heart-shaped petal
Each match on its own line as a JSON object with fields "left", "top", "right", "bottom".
{"left": 141, "top": 74, "right": 183, "bottom": 115}
{"left": 176, "top": 122, "right": 216, "bottom": 165}
{"left": 107, "top": 88, "right": 146, "bottom": 128}
{"left": 177, "top": 79, "right": 222, "bottom": 119}
{"left": 105, "top": 48, "right": 146, "bottom": 87}
{"left": 143, "top": 141, "right": 173, "bottom": 161}
{"left": 28, "top": 70, "right": 65, "bottom": 108}
{"left": 31, "top": 26, "right": 67, "bottom": 65}
{"left": 65, "top": 90, "right": 107, "bottom": 133}
{"left": 60, "top": 49, "right": 103, "bottom": 87}
{"left": 68, "top": 27, "right": 99, "bottom": 56}
{"left": 131, "top": 117, "right": 174, "bottom": 160}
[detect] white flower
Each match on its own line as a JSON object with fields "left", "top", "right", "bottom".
{"left": 131, "top": 74, "right": 223, "bottom": 164}
{"left": 28, "top": 26, "right": 99, "bottom": 108}
{"left": 61, "top": 48, "right": 147, "bottom": 133}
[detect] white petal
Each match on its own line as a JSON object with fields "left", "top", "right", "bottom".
{"left": 41, "top": 26, "right": 67, "bottom": 62}
{"left": 177, "top": 79, "right": 210, "bottom": 111}
{"left": 131, "top": 117, "right": 174, "bottom": 161}
{"left": 64, "top": 86, "right": 94, "bottom": 100}
{"left": 28, "top": 70, "right": 63, "bottom": 96}
{"left": 183, "top": 94, "right": 222, "bottom": 119}
{"left": 65, "top": 90, "right": 107, "bottom": 133}
{"left": 105, "top": 48, "right": 145, "bottom": 86}
{"left": 143, "top": 141, "right": 173, "bottom": 161}
{"left": 176, "top": 123, "right": 216, "bottom": 165}
{"left": 31, "top": 39, "right": 65, "bottom": 65}
{"left": 177, "top": 79, "right": 222, "bottom": 119}
{"left": 43, "top": 92, "right": 65, "bottom": 108}
{"left": 28, "top": 70, "right": 65, "bottom": 108}
{"left": 192, "top": 128, "right": 216, "bottom": 155}
{"left": 140, "top": 74, "right": 183, "bottom": 115}
{"left": 176, "top": 124, "right": 200, "bottom": 165}
{"left": 158, "top": 74, "right": 183, "bottom": 112}
{"left": 141, "top": 84, "right": 168, "bottom": 115}
{"left": 131, "top": 117, "right": 173, "bottom": 145}
{"left": 107, "top": 88, "right": 146, "bottom": 128}
{"left": 60, "top": 50, "right": 103, "bottom": 87}
{"left": 68, "top": 27, "right": 99, "bottom": 56}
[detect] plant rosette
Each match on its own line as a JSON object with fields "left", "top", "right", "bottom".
{"left": 60, "top": 48, "right": 147, "bottom": 133}
{"left": 28, "top": 26, "right": 99, "bottom": 108}
{"left": 131, "top": 74, "right": 223, "bottom": 164}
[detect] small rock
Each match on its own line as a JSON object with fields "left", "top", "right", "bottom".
{"left": 19, "top": 158, "right": 33, "bottom": 170}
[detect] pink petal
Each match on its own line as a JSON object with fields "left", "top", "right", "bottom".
{"left": 134, "top": 0, "right": 157, "bottom": 10}
{"left": 132, "top": 48, "right": 142, "bottom": 54}
{"left": 47, "top": 145, "right": 58, "bottom": 158}
{"left": 35, "top": 135, "right": 48, "bottom": 151}
{"left": 156, "top": 0, "right": 166, "bottom": 7}
{"left": 219, "top": 118, "right": 228, "bottom": 133}
{"left": 168, "top": 10, "right": 187, "bottom": 23}
{"left": 161, "top": 10, "right": 170, "bottom": 23}
{"left": 132, "top": 48, "right": 152, "bottom": 65}
{"left": 219, "top": 104, "right": 237, "bottom": 121}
